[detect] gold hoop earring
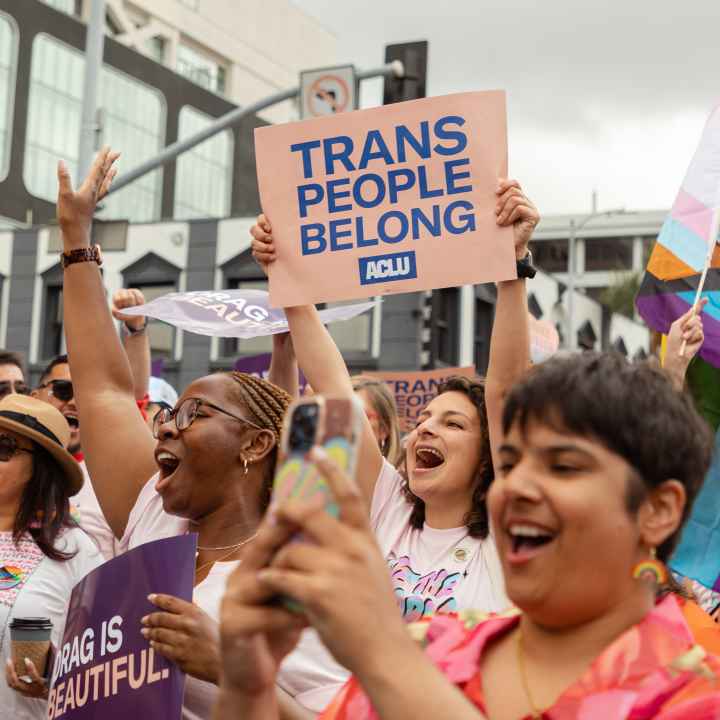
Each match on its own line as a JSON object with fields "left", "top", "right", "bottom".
{"left": 243, "top": 458, "right": 249, "bottom": 475}
{"left": 632, "top": 547, "right": 668, "bottom": 586}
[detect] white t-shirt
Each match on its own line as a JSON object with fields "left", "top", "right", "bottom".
{"left": 0, "top": 528, "right": 103, "bottom": 720}
{"left": 119, "top": 475, "right": 320, "bottom": 720}
{"left": 278, "top": 460, "right": 510, "bottom": 712}
{"left": 71, "top": 461, "right": 117, "bottom": 561}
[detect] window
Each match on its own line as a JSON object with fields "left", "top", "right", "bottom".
{"left": 642, "top": 236, "right": 656, "bottom": 265}
{"left": 584, "top": 237, "right": 634, "bottom": 272}
{"left": 174, "top": 106, "right": 233, "bottom": 219}
{"left": 177, "top": 44, "right": 227, "bottom": 96}
{"left": 431, "top": 288, "right": 459, "bottom": 366}
{"left": 473, "top": 285, "right": 495, "bottom": 375}
{"left": 24, "top": 35, "right": 165, "bottom": 223}
{"left": 40, "top": 0, "right": 80, "bottom": 15}
{"left": 0, "top": 13, "right": 16, "bottom": 182}
{"left": 532, "top": 239, "right": 568, "bottom": 274}
{"left": 40, "top": 264, "right": 64, "bottom": 361}
{"left": 122, "top": 253, "right": 180, "bottom": 361}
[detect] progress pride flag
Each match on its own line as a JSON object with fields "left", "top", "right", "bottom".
{"left": 255, "top": 91, "right": 516, "bottom": 307}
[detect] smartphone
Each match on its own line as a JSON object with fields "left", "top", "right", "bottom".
{"left": 272, "top": 395, "right": 364, "bottom": 516}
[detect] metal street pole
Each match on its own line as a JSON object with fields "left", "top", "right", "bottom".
{"left": 565, "top": 208, "right": 627, "bottom": 351}
{"left": 107, "top": 61, "right": 405, "bottom": 197}
{"left": 78, "top": 0, "right": 107, "bottom": 180}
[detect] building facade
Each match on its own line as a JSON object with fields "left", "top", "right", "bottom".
{"left": 0, "top": 0, "right": 651, "bottom": 387}
{"left": 0, "top": 0, "right": 336, "bottom": 228}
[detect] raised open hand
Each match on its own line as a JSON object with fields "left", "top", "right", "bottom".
{"left": 57, "top": 146, "right": 120, "bottom": 248}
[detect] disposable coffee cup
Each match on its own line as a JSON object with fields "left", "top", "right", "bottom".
{"left": 9, "top": 617, "right": 53, "bottom": 680}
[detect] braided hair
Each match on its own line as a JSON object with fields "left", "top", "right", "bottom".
{"left": 225, "top": 372, "right": 292, "bottom": 512}
{"left": 400, "top": 376, "right": 493, "bottom": 539}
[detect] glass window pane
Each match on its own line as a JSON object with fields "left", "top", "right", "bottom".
{"left": 24, "top": 35, "right": 165, "bottom": 223}
{"left": 584, "top": 237, "right": 634, "bottom": 272}
{"left": 0, "top": 13, "right": 17, "bottom": 181}
{"left": 174, "top": 105, "right": 233, "bottom": 220}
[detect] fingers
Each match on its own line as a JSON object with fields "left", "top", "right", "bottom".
{"left": 147, "top": 593, "right": 194, "bottom": 615}
{"left": 257, "top": 567, "right": 317, "bottom": 607}
{"left": 149, "top": 639, "right": 182, "bottom": 663}
{"left": 23, "top": 658, "right": 44, "bottom": 686}
{"left": 220, "top": 604, "right": 306, "bottom": 641}
{"left": 496, "top": 178, "right": 521, "bottom": 195}
{"left": 5, "top": 658, "right": 20, "bottom": 690}
{"left": 98, "top": 166, "right": 118, "bottom": 201}
{"left": 141, "top": 611, "right": 189, "bottom": 631}
{"left": 142, "top": 626, "right": 185, "bottom": 647}
{"left": 57, "top": 160, "right": 74, "bottom": 197}
{"left": 258, "top": 213, "right": 271, "bottom": 233}
{"left": 86, "top": 146, "right": 111, "bottom": 195}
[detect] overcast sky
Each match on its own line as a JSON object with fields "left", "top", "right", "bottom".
{"left": 292, "top": 0, "right": 719, "bottom": 215}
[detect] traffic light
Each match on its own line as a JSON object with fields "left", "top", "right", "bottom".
{"left": 383, "top": 41, "right": 428, "bottom": 105}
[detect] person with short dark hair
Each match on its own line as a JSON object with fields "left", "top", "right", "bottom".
{"left": 0, "top": 351, "right": 29, "bottom": 400}
{"left": 214, "top": 352, "right": 720, "bottom": 720}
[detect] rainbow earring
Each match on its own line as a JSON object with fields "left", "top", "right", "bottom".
{"left": 632, "top": 547, "right": 668, "bottom": 586}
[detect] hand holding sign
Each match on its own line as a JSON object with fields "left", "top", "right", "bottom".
{"left": 112, "top": 288, "right": 147, "bottom": 332}
{"left": 141, "top": 594, "right": 220, "bottom": 684}
{"left": 254, "top": 91, "right": 517, "bottom": 306}
{"left": 495, "top": 179, "right": 540, "bottom": 260}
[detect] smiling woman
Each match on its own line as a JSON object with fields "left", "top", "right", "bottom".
{"left": 248, "top": 179, "right": 539, "bottom": 711}
{"left": 55, "top": 150, "right": 315, "bottom": 720}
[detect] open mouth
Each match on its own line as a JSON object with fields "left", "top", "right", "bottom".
{"left": 414, "top": 446, "right": 446, "bottom": 471}
{"left": 65, "top": 414, "right": 79, "bottom": 430}
{"left": 155, "top": 450, "right": 181, "bottom": 481}
{"left": 507, "top": 523, "right": 556, "bottom": 556}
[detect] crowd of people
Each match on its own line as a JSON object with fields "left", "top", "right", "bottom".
{"left": 0, "top": 145, "right": 718, "bottom": 719}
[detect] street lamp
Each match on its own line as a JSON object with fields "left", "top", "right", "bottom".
{"left": 566, "top": 208, "right": 628, "bottom": 350}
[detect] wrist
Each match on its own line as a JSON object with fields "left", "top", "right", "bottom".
{"left": 124, "top": 319, "right": 147, "bottom": 335}
{"left": 60, "top": 226, "right": 91, "bottom": 251}
{"left": 515, "top": 244, "right": 529, "bottom": 261}
{"left": 351, "top": 626, "right": 421, "bottom": 685}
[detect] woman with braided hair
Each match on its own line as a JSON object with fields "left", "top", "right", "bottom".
{"left": 56, "top": 149, "right": 311, "bottom": 720}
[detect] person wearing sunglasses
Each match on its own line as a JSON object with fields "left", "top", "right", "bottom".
{"left": 0, "top": 394, "right": 102, "bottom": 717}
{"left": 30, "top": 355, "right": 118, "bottom": 562}
{"left": 56, "top": 149, "right": 312, "bottom": 720}
{"left": 0, "top": 351, "right": 30, "bottom": 400}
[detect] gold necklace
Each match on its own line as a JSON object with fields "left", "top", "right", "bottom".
{"left": 195, "top": 533, "right": 257, "bottom": 575}
{"left": 516, "top": 627, "right": 545, "bottom": 719}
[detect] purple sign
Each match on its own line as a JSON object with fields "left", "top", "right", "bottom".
{"left": 234, "top": 352, "right": 307, "bottom": 391}
{"left": 48, "top": 535, "right": 197, "bottom": 719}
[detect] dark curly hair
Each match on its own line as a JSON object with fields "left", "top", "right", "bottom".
{"left": 15, "top": 444, "right": 78, "bottom": 562}
{"left": 223, "top": 372, "right": 292, "bottom": 514}
{"left": 401, "top": 376, "right": 493, "bottom": 539}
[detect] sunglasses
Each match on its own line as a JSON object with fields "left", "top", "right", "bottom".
{"left": 0, "top": 381, "right": 31, "bottom": 399}
{"left": 37, "top": 379, "right": 74, "bottom": 403}
{"left": 0, "top": 434, "right": 33, "bottom": 462}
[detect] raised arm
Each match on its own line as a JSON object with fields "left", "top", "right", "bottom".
{"left": 59, "top": 149, "right": 157, "bottom": 538}
{"left": 113, "top": 288, "right": 151, "bottom": 402}
{"left": 268, "top": 333, "right": 300, "bottom": 399}
{"left": 663, "top": 300, "right": 707, "bottom": 391}
{"left": 484, "top": 180, "right": 539, "bottom": 471}
{"left": 251, "top": 216, "right": 383, "bottom": 503}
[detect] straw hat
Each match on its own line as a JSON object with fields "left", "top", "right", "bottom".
{"left": 0, "top": 394, "right": 83, "bottom": 494}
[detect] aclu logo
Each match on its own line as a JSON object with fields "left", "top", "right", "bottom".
{"left": 358, "top": 251, "right": 418, "bottom": 286}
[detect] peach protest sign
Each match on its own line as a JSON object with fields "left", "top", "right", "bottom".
{"left": 366, "top": 366, "right": 477, "bottom": 432}
{"left": 255, "top": 91, "right": 516, "bottom": 307}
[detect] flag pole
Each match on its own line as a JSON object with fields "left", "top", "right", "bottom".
{"left": 680, "top": 206, "right": 720, "bottom": 356}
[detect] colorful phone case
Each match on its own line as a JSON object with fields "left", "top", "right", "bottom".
{"left": 273, "top": 396, "right": 363, "bottom": 515}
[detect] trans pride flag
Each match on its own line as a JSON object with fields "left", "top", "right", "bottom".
{"left": 636, "top": 103, "right": 720, "bottom": 367}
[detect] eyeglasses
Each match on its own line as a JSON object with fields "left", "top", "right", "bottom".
{"left": 37, "top": 380, "right": 74, "bottom": 403}
{"left": 0, "top": 434, "right": 33, "bottom": 462}
{"left": 152, "top": 397, "right": 264, "bottom": 439}
{"left": 0, "top": 381, "right": 31, "bottom": 399}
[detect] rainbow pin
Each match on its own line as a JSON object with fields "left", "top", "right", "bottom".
{"left": 0, "top": 565, "right": 24, "bottom": 591}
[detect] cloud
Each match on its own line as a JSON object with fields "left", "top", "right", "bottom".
{"left": 293, "top": 0, "right": 720, "bottom": 212}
